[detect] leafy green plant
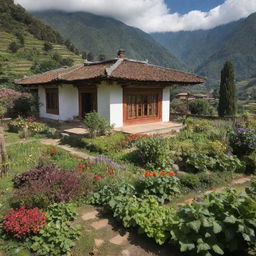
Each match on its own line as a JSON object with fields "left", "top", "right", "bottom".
{"left": 188, "top": 99, "right": 215, "bottom": 115}
{"left": 84, "top": 111, "right": 111, "bottom": 138}
{"left": 171, "top": 189, "right": 256, "bottom": 256}
{"left": 136, "top": 136, "right": 171, "bottom": 170}
{"left": 30, "top": 203, "right": 80, "bottom": 256}
{"left": 135, "top": 172, "right": 180, "bottom": 204}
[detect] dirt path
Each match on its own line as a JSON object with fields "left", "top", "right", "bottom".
{"left": 183, "top": 176, "right": 251, "bottom": 204}
{"left": 40, "top": 138, "right": 95, "bottom": 160}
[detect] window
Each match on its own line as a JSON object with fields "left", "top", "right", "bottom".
{"left": 45, "top": 88, "right": 59, "bottom": 115}
{"left": 127, "top": 94, "right": 158, "bottom": 119}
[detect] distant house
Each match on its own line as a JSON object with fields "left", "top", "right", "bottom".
{"left": 16, "top": 50, "right": 204, "bottom": 128}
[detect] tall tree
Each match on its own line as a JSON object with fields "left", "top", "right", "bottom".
{"left": 218, "top": 61, "right": 237, "bottom": 117}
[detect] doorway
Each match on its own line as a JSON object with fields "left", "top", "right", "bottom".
{"left": 79, "top": 89, "right": 97, "bottom": 119}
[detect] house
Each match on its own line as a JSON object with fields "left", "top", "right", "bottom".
{"left": 16, "top": 50, "right": 204, "bottom": 128}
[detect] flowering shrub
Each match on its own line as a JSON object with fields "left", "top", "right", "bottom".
{"left": 0, "top": 89, "right": 30, "bottom": 109}
{"left": 229, "top": 127, "right": 256, "bottom": 156}
{"left": 3, "top": 207, "right": 47, "bottom": 238}
{"left": 8, "top": 116, "right": 46, "bottom": 134}
{"left": 12, "top": 165, "right": 94, "bottom": 208}
{"left": 136, "top": 171, "right": 180, "bottom": 203}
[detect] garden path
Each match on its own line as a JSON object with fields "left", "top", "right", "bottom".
{"left": 183, "top": 176, "right": 251, "bottom": 204}
{"left": 77, "top": 207, "right": 180, "bottom": 256}
{"left": 40, "top": 138, "right": 95, "bottom": 160}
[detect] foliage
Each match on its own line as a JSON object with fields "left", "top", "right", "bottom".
{"left": 170, "top": 98, "right": 188, "bottom": 113}
{"left": 135, "top": 171, "right": 180, "bottom": 203}
{"left": 43, "top": 42, "right": 53, "bottom": 51}
{"left": 182, "top": 151, "right": 244, "bottom": 173}
{"left": 188, "top": 99, "right": 215, "bottom": 115}
{"left": 179, "top": 173, "right": 201, "bottom": 190}
{"left": 8, "top": 41, "right": 20, "bottom": 53}
{"left": 81, "top": 132, "right": 127, "bottom": 153}
{"left": 229, "top": 127, "right": 256, "bottom": 156}
{"left": 30, "top": 203, "right": 80, "bottom": 256}
{"left": 171, "top": 189, "right": 256, "bottom": 255}
{"left": 83, "top": 111, "right": 111, "bottom": 138}
{"left": 3, "top": 207, "right": 47, "bottom": 238}
{"left": 136, "top": 136, "right": 171, "bottom": 170}
{"left": 8, "top": 117, "right": 47, "bottom": 134}
{"left": 218, "top": 61, "right": 237, "bottom": 117}
{"left": 243, "top": 152, "right": 256, "bottom": 174}
{"left": 31, "top": 60, "right": 61, "bottom": 74}
{"left": 12, "top": 164, "right": 94, "bottom": 208}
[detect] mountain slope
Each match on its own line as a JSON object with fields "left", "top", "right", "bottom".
{"left": 196, "top": 13, "right": 256, "bottom": 85}
{"left": 0, "top": 0, "right": 82, "bottom": 82}
{"left": 32, "top": 11, "right": 186, "bottom": 70}
{"left": 152, "top": 20, "right": 241, "bottom": 70}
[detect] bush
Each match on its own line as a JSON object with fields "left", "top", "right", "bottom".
{"left": 43, "top": 42, "right": 53, "bottom": 51}
{"left": 243, "top": 152, "right": 256, "bottom": 174}
{"left": 135, "top": 171, "right": 180, "bottom": 203}
{"left": 8, "top": 41, "right": 20, "bottom": 53}
{"left": 229, "top": 127, "right": 256, "bottom": 157}
{"left": 3, "top": 207, "right": 47, "bottom": 238}
{"left": 12, "top": 165, "right": 94, "bottom": 208}
{"left": 8, "top": 117, "right": 47, "bottom": 135}
{"left": 179, "top": 173, "right": 201, "bottom": 189}
{"left": 170, "top": 98, "right": 187, "bottom": 113}
{"left": 136, "top": 136, "right": 171, "bottom": 170}
{"left": 84, "top": 111, "right": 111, "bottom": 138}
{"left": 31, "top": 203, "right": 80, "bottom": 256}
{"left": 188, "top": 99, "right": 215, "bottom": 115}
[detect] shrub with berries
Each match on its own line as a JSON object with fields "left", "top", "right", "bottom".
{"left": 3, "top": 207, "right": 47, "bottom": 239}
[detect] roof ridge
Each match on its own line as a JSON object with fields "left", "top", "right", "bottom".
{"left": 105, "top": 58, "right": 124, "bottom": 76}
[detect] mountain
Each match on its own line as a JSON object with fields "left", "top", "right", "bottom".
{"left": 152, "top": 13, "right": 256, "bottom": 88}
{"left": 196, "top": 13, "right": 256, "bottom": 86}
{"left": 32, "top": 10, "right": 186, "bottom": 70}
{"left": 152, "top": 20, "right": 242, "bottom": 70}
{"left": 0, "top": 0, "right": 82, "bottom": 82}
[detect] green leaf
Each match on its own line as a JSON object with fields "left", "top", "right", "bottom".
{"left": 224, "top": 215, "right": 237, "bottom": 224}
{"left": 197, "top": 242, "right": 210, "bottom": 253}
{"left": 212, "top": 245, "right": 224, "bottom": 255}
{"left": 180, "top": 242, "right": 195, "bottom": 252}
{"left": 213, "top": 222, "right": 222, "bottom": 234}
{"left": 188, "top": 220, "right": 201, "bottom": 233}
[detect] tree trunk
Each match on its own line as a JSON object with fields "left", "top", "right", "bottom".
{"left": 0, "top": 124, "right": 8, "bottom": 177}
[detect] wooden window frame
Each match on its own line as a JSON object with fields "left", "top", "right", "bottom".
{"left": 123, "top": 88, "right": 162, "bottom": 125}
{"left": 45, "top": 88, "right": 59, "bottom": 115}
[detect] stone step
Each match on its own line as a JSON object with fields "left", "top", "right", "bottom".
{"left": 139, "top": 124, "right": 183, "bottom": 135}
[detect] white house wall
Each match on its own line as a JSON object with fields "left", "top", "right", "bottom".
{"left": 162, "top": 87, "right": 171, "bottom": 122}
{"left": 97, "top": 82, "right": 123, "bottom": 128}
{"left": 38, "top": 84, "right": 79, "bottom": 121}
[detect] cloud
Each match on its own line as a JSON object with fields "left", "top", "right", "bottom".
{"left": 15, "top": 0, "right": 256, "bottom": 33}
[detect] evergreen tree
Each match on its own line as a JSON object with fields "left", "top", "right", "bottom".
{"left": 218, "top": 61, "right": 237, "bottom": 117}
{"left": 87, "top": 52, "right": 94, "bottom": 61}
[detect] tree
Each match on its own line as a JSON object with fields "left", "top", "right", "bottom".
{"left": 43, "top": 42, "right": 53, "bottom": 52}
{"left": 218, "top": 61, "right": 237, "bottom": 117}
{"left": 98, "top": 54, "right": 106, "bottom": 61}
{"left": 16, "top": 32, "right": 24, "bottom": 46}
{"left": 81, "top": 52, "right": 87, "bottom": 59}
{"left": 188, "top": 99, "right": 214, "bottom": 115}
{"left": 87, "top": 52, "right": 94, "bottom": 61}
{"left": 8, "top": 42, "right": 19, "bottom": 53}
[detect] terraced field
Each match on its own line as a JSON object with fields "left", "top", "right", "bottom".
{"left": 0, "top": 31, "right": 83, "bottom": 79}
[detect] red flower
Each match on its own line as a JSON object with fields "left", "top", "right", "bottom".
{"left": 144, "top": 172, "right": 151, "bottom": 177}
{"left": 77, "top": 164, "right": 86, "bottom": 169}
{"left": 160, "top": 171, "right": 165, "bottom": 176}
{"left": 108, "top": 168, "right": 115, "bottom": 175}
{"left": 168, "top": 172, "right": 175, "bottom": 176}
{"left": 95, "top": 175, "right": 104, "bottom": 180}
{"left": 152, "top": 172, "right": 157, "bottom": 177}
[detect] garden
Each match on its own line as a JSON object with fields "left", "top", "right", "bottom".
{"left": 0, "top": 107, "right": 255, "bottom": 255}
{"left": 0, "top": 88, "right": 256, "bottom": 255}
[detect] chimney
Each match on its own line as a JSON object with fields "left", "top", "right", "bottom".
{"left": 117, "top": 49, "right": 125, "bottom": 59}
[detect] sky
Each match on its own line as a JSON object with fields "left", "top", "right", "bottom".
{"left": 15, "top": 0, "right": 256, "bottom": 33}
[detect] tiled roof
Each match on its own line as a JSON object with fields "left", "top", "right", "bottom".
{"left": 16, "top": 59, "right": 205, "bottom": 85}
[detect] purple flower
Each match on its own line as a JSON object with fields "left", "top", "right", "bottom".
{"left": 95, "top": 155, "right": 128, "bottom": 170}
